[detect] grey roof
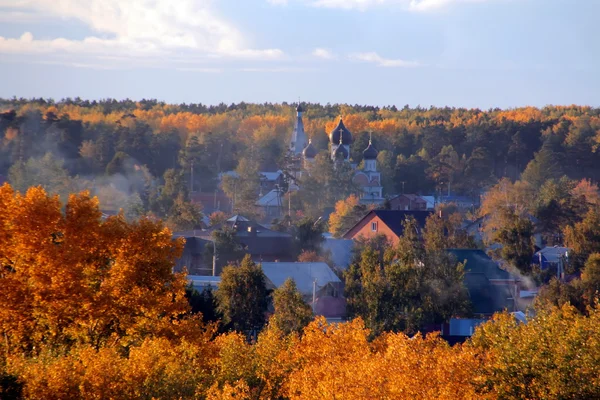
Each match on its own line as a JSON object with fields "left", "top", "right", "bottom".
{"left": 260, "top": 170, "right": 283, "bottom": 182}
{"left": 446, "top": 250, "right": 516, "bottom": 314}
{"left": 464, "top": 273, "right": 514, "bottom": 315}
{"left": 296, "top": 103, "right": 304, "bottom": 112}
{"left": 448, "top": 249, "right": 513, "bottom": 280}
{"left": 329, "top": 118, "right": 353, "bottom": 145}
{"left": 187, "top": 275, "right": 221, "bottom": 292}
{"left": 534, "top": 246, "right": 570, "bottom": 263}
{"left": 322, "top": 238, "right": 354, "bottom": 268}
{"left": 255, "top": 189, "right": 283, "bottom": 207}
{"left": 260, "top": 262, "right": 341, "bottom": 296}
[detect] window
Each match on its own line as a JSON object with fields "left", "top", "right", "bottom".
{"left": 371, "top": 221, "right": 378, "bottom": 232}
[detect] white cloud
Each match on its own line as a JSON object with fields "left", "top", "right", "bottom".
{"left": 292, "top": 0, "right": 491, "bottom": 11}
{"left": 0, "top": 0, "right": 284, "bottom": 65}
{"left": 409, "top": 0, "right": 489, "bottom": 11}
{"left": 312, "top": 0, "right": 390, "bottom": 11}
{"left": 350, "top": 52, "right": 420, "bottom": 67}
{"left": 312, "top": 48, "right": 336, "bottom": 60}
{"left": 266, "top": 0, "right": 289, "bottom": 4}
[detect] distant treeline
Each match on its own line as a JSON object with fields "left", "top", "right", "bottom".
{"left": 1, "top": 98, "right": 599, "bottom": 211}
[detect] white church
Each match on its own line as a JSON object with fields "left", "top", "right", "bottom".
{"left": 289, "top": 103, "right": 384, "bottom": 204}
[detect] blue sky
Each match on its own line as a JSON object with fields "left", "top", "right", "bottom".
{"left": 0, "top": 0, "right": 598, "bottom": 108}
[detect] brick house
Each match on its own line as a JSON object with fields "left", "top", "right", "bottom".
{"left": 342, "top": 210, "right": 432, "bottom": 245}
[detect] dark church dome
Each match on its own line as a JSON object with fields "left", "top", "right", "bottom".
{"left": 328, "top": 118, "right": 353, "bottom": 145}
{"left": 363, "top": 141, "right": 378, "bottom": 160}
{"left": 302, "top": 140, "right": 317, "bottom": 158}
{"left": 333, "top": 144, "right": 348, "bottom": 159}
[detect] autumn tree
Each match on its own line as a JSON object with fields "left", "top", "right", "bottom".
{"left": 216, "top": 255, "right": 269, "bottom": 334}
{"left": 470, "top": 304, "right": 600, "bottom": 399}
{"left": 209, "top": 210, "right": 228, "bottom": 227}
{"left": 564, "top": 207, "right": 600, "bottom": 269}
{"left": 328, "top": 194, "right": 368, "bottom": 238}
{"left": 0, "top": 184, "right": 198, "bottom": 354}
{"left": 165, "top": 192, "right": 203, "bottom": 231}
{"left": 270, "top": 278, "right": 313, "bottom": 335}
{"left": 479, "top": 178, "right": 535, "bottom": 244}
{"left": 423, "top": 212, "right": 476, "bottom": 251}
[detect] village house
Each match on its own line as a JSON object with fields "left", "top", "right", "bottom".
{"left": 261, "top": 261, "right": 346, "bottom": 320}
{"left": 442, "top": 249, "right": 519, "bottom": 340}
{"left": 197, "top": 215, "right": 295, "bottom": 263}
{"left": 388, "top": 194, "right": 428, "bottom": 211}
{"left": 342, "top": 209, "right": 432, "bottom": 245}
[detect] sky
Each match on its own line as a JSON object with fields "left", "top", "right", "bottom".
{"left": 0, "top": 0, "right": 599, "bottom": 108}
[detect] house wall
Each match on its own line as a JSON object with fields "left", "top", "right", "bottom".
{"left": 344, "top": 215, "right": 399, "bottom": 245}
{"left": 389, "top": 196, "right": 427, "bottom": 211}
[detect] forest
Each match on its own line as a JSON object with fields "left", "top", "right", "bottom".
{"left": 2, "top": 97, "right": 600, "bottom": 226}
{"left": 3, "top": 98, "right": 600, "bottom": 398}
{"left": 1, "top": 185, "right": 600, "bottom": 399}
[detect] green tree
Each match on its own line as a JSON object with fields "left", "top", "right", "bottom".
{"left": 495, "top": 210, "right": 535, "bottom": 274}
{"left": 270, "top": 278, "right": 313, "bottom": 335}
{"left": 216, "top": 255, "right": 269, "bottom": 333}
{"left": 520, "top": 144, "right": 563, "bottom": 189}
{"left": 292, "top": 217, "right": 325, "bottom": 255}
{"left": 166, "top": 193, "right": 203, "bottom": 231}
{"left": 203, "top": 227, "right": 246, "bottom": 274}
{"left": 580, "top": 253, "right": 600, "bottom": 307}
{"left": 564, "top": 207, "right": 600, "bottom": 270}
{"left": 345, "top": 218, "right": 469, "bottom": 336}
{"left": 105, "top": 151, "right": 132, "bottom": 176}
{"left": 124, "top": 193, "right": 145, "bottom": 221}
{"left": 221, "top": 158, "right": 261, "bottom": 218}
{"left": 8, "top": 153, "right": 75, "bottom": 199}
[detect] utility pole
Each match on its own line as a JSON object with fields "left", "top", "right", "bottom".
{"left": 312, "top": 279, "right": 317, "bottom": 314}
{"left": 212, "top": 240, "right": 217, "bottom": 276}
{"left": 190, "top": 160, "right": 194, "bottom": 194}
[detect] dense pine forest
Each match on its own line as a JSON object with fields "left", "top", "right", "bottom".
{"left": 2, "top": 98, "right": 600, "bottom": 218}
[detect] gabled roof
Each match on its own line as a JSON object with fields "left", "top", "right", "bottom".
{"left": 464, "top": 273, "right": 514, "bottom": 315}
{"left": 448, "top": 249, "right": 513, "bottom": 280}
{"left": 201, "top": 215, "right": 291, "bottom": 239}
{"left": 260, "top": 262, "right": 341, "bottom": 296}
{"left": 343, "top": 210, "right": 433, "bottom": 239}
{"left": 260, "top": 170, "right": 283, "bottom": 182}
{"left": 256, "top": 189, "right": 283, "bottom": 207}
{"left": 534, "top": 246, "right": 570, "bottom": 263}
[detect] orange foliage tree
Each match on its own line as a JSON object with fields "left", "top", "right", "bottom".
{"left": 0, "top": 183, "right": 200, "bottom": 353}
